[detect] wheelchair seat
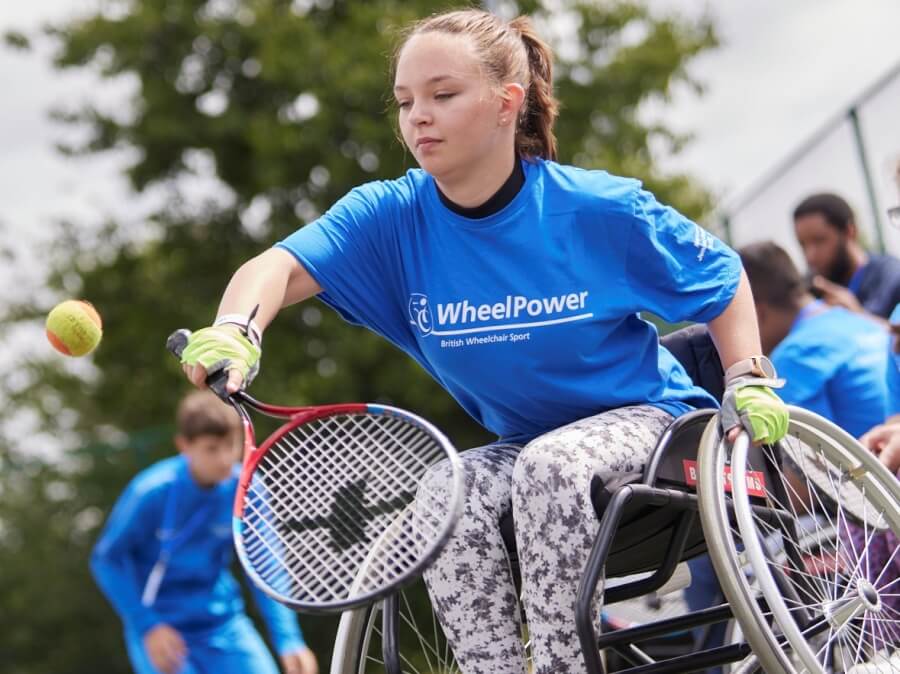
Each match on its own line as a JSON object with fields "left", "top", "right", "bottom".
{"left": 499, "top": 325, "right": 726, "bottom": 587}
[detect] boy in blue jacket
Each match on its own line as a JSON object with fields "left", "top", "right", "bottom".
{"left": 91, "top": 391, "right": 318, "bottom": 674}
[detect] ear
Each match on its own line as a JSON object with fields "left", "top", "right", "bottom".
{"left": 174, "top": 434, "right": 189, "bottom": 454}
{"left": 846, "top": 220, "right": 858, "bottom": 241}
{"left": 498, "top": 82, "right": 526, "bottom": 126}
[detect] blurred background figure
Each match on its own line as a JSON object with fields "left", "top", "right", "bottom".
{"left": 740, "top": 239, "right": 889, "bottom": 437}
{"left": 91, "top": 391, "right": 317, "bottom": 674}
{"left": 859, "top": 160, "right": 900, "bottom": 470}
{"left": 793, "top": 192, "right": 900, "bottom": 320}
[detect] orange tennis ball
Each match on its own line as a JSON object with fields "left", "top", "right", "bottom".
{"left": 46, "top": 300, "right": 103, "bottom": 357}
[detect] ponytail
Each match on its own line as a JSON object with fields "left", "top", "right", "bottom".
{"left": 509, "top": 17, "right": 559, "bottom": 161}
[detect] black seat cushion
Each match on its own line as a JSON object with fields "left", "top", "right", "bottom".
{"left": 660, "top": 324, "right": 725, "bottom": 403}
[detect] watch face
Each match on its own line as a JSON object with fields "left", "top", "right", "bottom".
{"left": 754, "top": 357, "right": 776, "bottom": 378}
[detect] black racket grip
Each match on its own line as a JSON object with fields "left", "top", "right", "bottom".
{"left": 166, "top": 329, "right": 231, "bottom": 401}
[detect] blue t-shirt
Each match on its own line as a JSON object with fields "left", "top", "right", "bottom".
{"left": 888, "top": 304, "right": 900, "bottom": 417}
{"left": 91, "top": 456, "right": 305, "bottom": 653}
{"left": 851, "top": 254, "right": 900, "bottom": 319}
{"left": 278, "top": 159, "right": 742, "bottom": 442}
{"left": 772, "top": 304, "right": 889, "bottom": 437}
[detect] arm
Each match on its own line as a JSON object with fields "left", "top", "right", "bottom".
{"left": 90, "top": 484, "right": 164, "bottom": 636}
{"left": 246, "top": 580, "right": 307, "bottom": 656}
{"left": 216, "top": 247, "right": 322, "bottom": 331}
{"left": 706, "top": 270, "right": 761, "bottom": 372}
{"left": 185, "top": 248, "right": 321, "bottom": 391}
{"left": 706, "top": 270, "right": 787, "bottom": 442}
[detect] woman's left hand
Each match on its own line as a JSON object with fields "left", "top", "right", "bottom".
{"left": 721, "top": 379, "right": 789, "bottom": 444}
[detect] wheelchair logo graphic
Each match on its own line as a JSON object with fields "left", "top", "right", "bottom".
{"left": 409, "top": 293, "right": 433, "bottom": 336}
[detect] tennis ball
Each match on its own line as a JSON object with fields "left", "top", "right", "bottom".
{"left": 46, "top": 300, "right": 103, "bottom": 357}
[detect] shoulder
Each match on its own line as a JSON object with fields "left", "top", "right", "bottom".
{"left": 531, "top": 159, "right": 641, "bottom": 217}
{"left": 124, "top": 456, "right": 181, "bottom": 503}
{"left": 798, "top": 308, "right": 886, "bottom": 355}
{"left": 869, "top": 253, "right": 900, "bottom": 278}
{"left": 333, "top": 170, "right": 426, "bottom": 214}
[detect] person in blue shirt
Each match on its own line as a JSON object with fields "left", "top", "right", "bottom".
{"left": 860, "top": 303, "right": 900, "bottom": 471}
{"left": 739, "top": 240, "right": 889, "bottom": 437}
{"left": 793, "top": 192, "right": 900, "bottom": 321}
{"left": 91, "top": 391, "right": 318, "bottom": 674}
{"left": 173, "top": 9, "right": 789, "bottom": 673}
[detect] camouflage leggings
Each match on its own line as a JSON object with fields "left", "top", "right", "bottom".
{"left": 422, "top": 405, "right": 674, "bottom": 674}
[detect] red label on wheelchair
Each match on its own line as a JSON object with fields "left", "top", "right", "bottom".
{"left": 682, "top": 460, "right": 766, "bottom": 497}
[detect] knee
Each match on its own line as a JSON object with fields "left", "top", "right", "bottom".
{"left": 417, "top": 458, "right": 456, "bottom": 506}
{"left": 512, "top": 439, "right": 564, "bottom": 505}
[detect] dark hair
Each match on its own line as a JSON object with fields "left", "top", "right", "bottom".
{"left": 792, "top": 193, "right": 855, "bottom": 233}
{"left": 176, "top": 390, "right": 241, "bottom": 440}
{"left": 395, "top": 9, "right": 559, "bottom": 160}
{"left": 738, "top": 241, "right": 805, "bottom": 311}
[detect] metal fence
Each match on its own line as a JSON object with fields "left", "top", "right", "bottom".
{"left": 718, "top": 60, "right": 900, "bottom": 261}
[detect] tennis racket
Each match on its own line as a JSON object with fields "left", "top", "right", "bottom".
{"left": 167, "top": 329, "right": 465, "bottom": 613}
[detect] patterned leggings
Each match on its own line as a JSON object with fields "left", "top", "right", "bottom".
{"left": 421, "top": 405, "right": 674, "bottom": 674}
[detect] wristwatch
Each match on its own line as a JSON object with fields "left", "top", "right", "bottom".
{"left": 724, "top": 355, "right": 777, "bottom": 385}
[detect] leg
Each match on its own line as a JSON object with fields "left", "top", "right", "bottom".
{"left": 190, "top": 615, "right": 280, "bottom": 674}
{"left": 421, "top": 443, "right": 526, "bottom": 674}
{"left": 512, "top": 405, "right": 674, "bottom": 674}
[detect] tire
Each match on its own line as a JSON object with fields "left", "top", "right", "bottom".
{"left": 330, "top": 579, "right": 463, "bottom": 674}
{"left": 331, "top": 576, "right": 533, "bottom": 673}
{"left": 699, "top": 407, "right": 900, "bottom": 674}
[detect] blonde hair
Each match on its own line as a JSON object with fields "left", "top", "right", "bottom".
{"left": 396, "top": 9, "right": 559, "bottom": 161}
{"left": 176, "top": 390, "right": 241, "bottom": 440}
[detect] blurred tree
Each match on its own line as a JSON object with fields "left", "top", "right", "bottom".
{"left": 0, "top": 0, "right": 716, "bottom": 671}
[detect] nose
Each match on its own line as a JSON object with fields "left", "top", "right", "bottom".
{"left": 408, "top": 100, "right": 432, "bottom": 126}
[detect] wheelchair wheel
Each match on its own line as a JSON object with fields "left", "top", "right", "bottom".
{"left": 330, "top": 577, "right": 533, "bottom": 673}
{"left": 330, "top": 578, "right": 461, "bottom": 674}
{"left": 698, "top": 406, "right": 900, "bottom": 674}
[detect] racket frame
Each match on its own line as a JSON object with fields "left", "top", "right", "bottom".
{"left": 228, "top": 393, "right": 464, "bottom": 613}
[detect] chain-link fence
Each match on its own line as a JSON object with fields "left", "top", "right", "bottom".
{"left": 718, "top": 60, "right": 900, "bottom": 262}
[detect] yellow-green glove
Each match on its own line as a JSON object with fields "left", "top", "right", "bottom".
{"left": 180, "top": 325, "right": 261, "bottom": 389}
{"left": 721, "top": 377, "right": 789, "bottom": 444}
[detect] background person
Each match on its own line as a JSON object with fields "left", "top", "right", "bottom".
{"left": 740, "top": 240, "right": 889, "bottom": 438}
{"left": 91, "top": 391, "right": 317, "bottom": 674}
{"left": 793, "top": 192, "right": 900, "bottom": 320}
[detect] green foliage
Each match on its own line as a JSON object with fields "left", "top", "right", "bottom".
{"left": 0, "top": 1, "right": 717, "bottom": 670}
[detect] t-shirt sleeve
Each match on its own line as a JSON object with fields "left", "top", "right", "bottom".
{"left": 624, "top": 187, "right": 742, "bottom": 324}
{"left": 771, "top": 339, "right": 838, "bottom": 415}
{"left": 275, "top": 184, "right": 413, "bottom": 348}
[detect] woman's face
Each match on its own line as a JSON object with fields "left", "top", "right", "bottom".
{"left": 394, "top": 32, "right": 509, "bottom": 182}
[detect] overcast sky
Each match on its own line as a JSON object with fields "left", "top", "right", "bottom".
{"left": 2, "top": 0, "right": 900, "bottom": 288}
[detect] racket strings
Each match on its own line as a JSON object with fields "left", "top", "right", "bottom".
{"left": 239, "top": 411, "right": 455, "bottom": 606}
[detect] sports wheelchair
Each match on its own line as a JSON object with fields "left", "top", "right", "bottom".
{"left": 330, "top": 325, "right": 900, "bottom": 674}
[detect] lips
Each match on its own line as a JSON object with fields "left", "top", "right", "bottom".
{"left": 416, "top": 137, "right": 440, "bottom": 148}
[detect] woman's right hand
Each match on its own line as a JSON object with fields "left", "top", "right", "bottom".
{"left": 143, "top": 624, "right": 187, "bottom": 674}
{"left": 180, "top": 325, "right": 262, "bottom": 394}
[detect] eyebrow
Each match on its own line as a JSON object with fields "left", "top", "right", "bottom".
{"left": 393, "top": 75, "right": 457, "bottom": 92}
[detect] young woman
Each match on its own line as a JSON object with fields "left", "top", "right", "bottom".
{"left": 178, "top": 9, "right": 788, "bottom": 673}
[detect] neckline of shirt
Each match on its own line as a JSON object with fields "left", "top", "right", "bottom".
{"left": 424, "top": 157, "right": 537, "bottom": 229}
{"left": 436, "top": 156, "right": 525, "bottom": 218}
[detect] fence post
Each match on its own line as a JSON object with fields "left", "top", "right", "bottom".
{"left": 848, "top": 106, "right": 887, "bottom": 253}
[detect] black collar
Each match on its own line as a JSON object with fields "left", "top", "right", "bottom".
{"left": 437, "top": 158, "right": 525, "bottom": 219}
